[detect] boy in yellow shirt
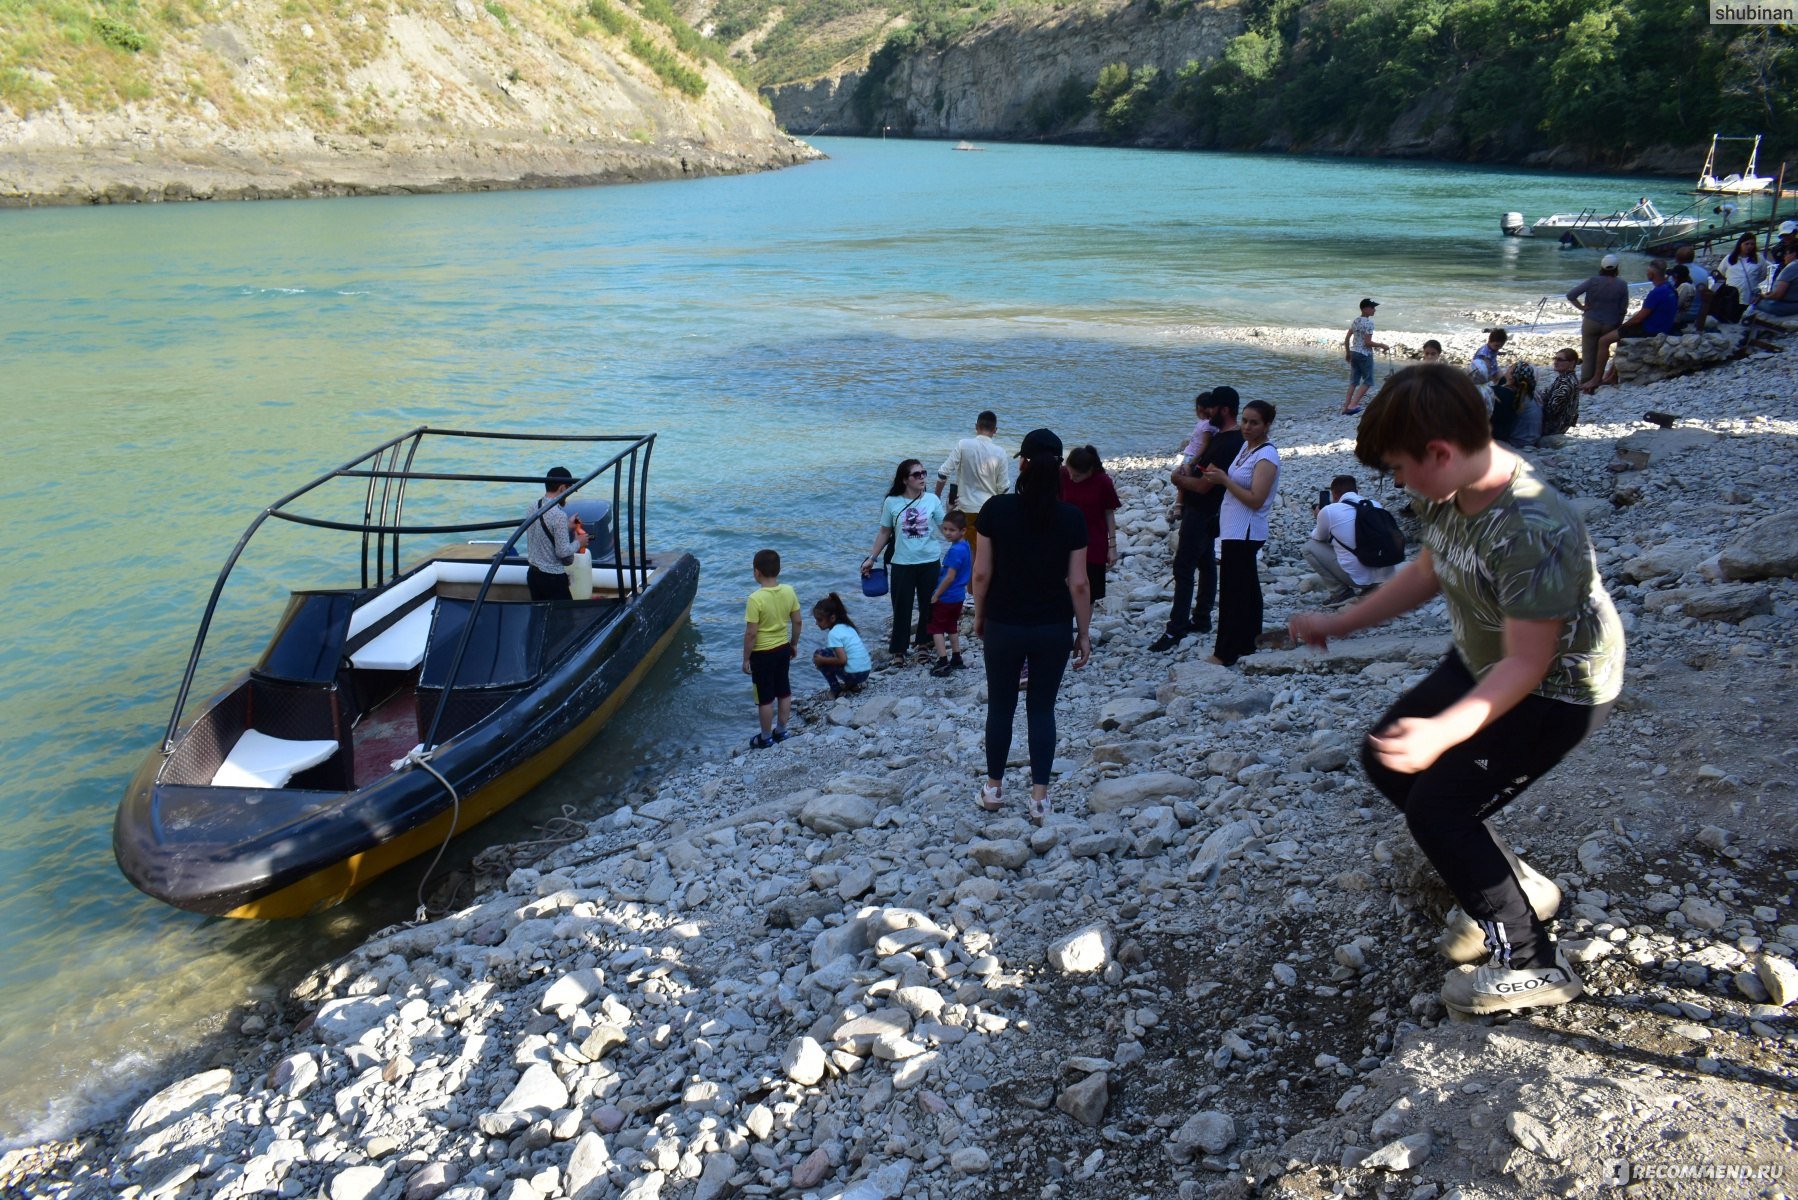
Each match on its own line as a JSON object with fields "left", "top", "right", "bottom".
{"left": 743, "top": 548, "right": 802, "bottom": 748}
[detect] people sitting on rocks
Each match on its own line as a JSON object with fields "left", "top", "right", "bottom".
{"left": 811, "top": 593, "right": 872, "bottom": 699}
{"left": 1672, "top": 244, "right": 1714, "bottom": 330}
{"left": 1304, "top": 475, "right": 1395, "bottom": 604}
{"left": 1154, "top": 388, "right": 1244, "bottom": 651}
{"left": 1289, "top": 363, "right": 1625, "bottom": 1016}
{"left": 1565, "top": 254, "right": 1629, "bottom": 385}
{"left": 1201, "top": 398, "right": 1280, "bottom": 667}
{"left": 971, "top": 427, "right": 1091, "bottom": 826}
{"left": 1584, "top": 259, "right": 1677, "bottom": 394}
{"left": 1748, "top": 242, "right": 1798, "bottom": 320}
{"left": 1420, "top": 339, "right": 1444, "bottom": 363}
{"left": 1715, "top": 233, "right": 1766, "bottom": 324}
{"left": 1469, "top": 327, "right": 1507, "bottom": 386}
{"left": 1669, "top": 264, "right": 1699, "bottom": 332}
{"left": 1540, "top": 348, "right": 1582, "bottom": 438}
{"left": 1060, "top": 444, "right": 1121, "bottom": 608}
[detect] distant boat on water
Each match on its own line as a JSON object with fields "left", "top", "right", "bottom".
{"left": 953, "top": 140, "right": 985, "bottom": 152}
{"left": 1696, "top": 134, "right": 1774, "bottom": 195}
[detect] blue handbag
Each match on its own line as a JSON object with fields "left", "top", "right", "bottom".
{"left": 861, "top": 565, "right": 889, "bottom": 597}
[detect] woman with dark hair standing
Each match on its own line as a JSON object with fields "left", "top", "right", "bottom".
{"left": 1202, "top": 399, "right": 1281, "bottom": 667}
{"left": 971, "top": 428, "right": 1092, "bottom": 824}
{"left": 862, "top": 458, "right": 945, "bottom": 667}
{"left": 1060, "top": 444, "right": 1121, "bottom": 605}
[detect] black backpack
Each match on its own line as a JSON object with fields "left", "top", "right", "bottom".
{"left": 1336, "top": 499, "right": 1406, "bottom": 568}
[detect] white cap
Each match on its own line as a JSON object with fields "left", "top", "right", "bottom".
{"left": 1600, "top": 254, "right": 1620, "bottom": 269}
{"left": 1780, "top": 220, "right": 1798, "bottom": 236}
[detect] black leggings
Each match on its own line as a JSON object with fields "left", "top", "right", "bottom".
{"left": 1212, "top": 538, "right": 1264, "bottom": 665}
{"left": 982, "top": 620, "right": 1072, "bottom": 786}
{"left": 1362, "top": 654, "right": 1612, "bottom": 967}
{"left": 887, "top": 560, "right": 937, "bottom": 656}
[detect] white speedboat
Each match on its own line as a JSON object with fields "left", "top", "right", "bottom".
{"left": 1501, "top": 198, "right": 1701, "bottom": 249}
{"left": 1696, "top": 134, "right": 1774, "bottom": 195}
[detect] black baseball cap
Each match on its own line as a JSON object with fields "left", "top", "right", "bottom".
{"left": 1359, "top": 298, "right": 1379, "bottom": 308}
{"left": 1018, "top": 428, "right": 1063, "bottom": 458}
{"left": 545, "top": 466, "right": 575, "bottom": 489}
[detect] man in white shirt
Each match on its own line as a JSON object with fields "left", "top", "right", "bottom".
{"left": 935, "top": 410, "right": 1011, "bottom": 555}
{"left": 1304, "top": 475, "right": 1394, "bottom": 603}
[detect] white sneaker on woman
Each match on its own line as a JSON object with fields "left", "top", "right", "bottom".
{"left": 1442, "top": 948, "right": 1583, "bottom": 1015}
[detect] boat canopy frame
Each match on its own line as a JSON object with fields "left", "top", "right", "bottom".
{"left": 163, "top": 427, "right": 657, "bottom": 756}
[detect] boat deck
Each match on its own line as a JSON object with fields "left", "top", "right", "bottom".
{"left": 353, "top": 688, "right": 421, "bottom": 787}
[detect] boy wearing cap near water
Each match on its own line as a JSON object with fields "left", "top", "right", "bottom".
{"left": 1290, "top": 364, "right": 1624, "bottom": 1015}
{"left": 1342, "top": 298, "right": 1388, "bottom": 415}
{"left": 743, "top": 549, "right": 801, "bottom": 749}
{"left": 524, "top": 466, "right": 589, "bottom": 602}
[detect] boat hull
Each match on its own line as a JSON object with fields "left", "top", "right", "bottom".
{"left": 115, "top": 553, "right": 698, "bottom": 918}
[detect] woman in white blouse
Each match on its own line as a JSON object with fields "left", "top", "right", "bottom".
{"left": 1200, "top": 399, "right": 1281, "bottom": 666}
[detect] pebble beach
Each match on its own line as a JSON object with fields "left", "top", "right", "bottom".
{"left": 6, "top": 327, "right": 1798, "bottom": 1200}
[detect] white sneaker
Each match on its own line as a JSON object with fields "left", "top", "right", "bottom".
{"left": 1442, "top": 948, "right": 1583, "bottom": 1015}
{"left": 1439, "top": 853, "right": 1563, "bottom": 964}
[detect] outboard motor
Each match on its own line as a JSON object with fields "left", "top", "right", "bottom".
{"left": 1501, "top": 212, "right": 1527, "bottom": 237}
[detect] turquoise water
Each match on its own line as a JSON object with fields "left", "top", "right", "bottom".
{"left": 0, "top": 138, "right": 1700, "bottom": 1140}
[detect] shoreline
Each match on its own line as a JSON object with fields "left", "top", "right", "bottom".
{"left": 7, "top": 323, "right": 1798, "bottom": 1196}
{"left": 0, "top": 133, "right": 822, "bottom": 208}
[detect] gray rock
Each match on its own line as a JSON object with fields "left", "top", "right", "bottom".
{"left": 833, "top": 1009, "right": 912, "bottom": 1052}
{"left": 578, "top": 1024, "right": 627, "bottom": 1062}
{"left": 270, "top": 1053, "right": 318, "bottom": 1101}
{"left": 1171, "top": 1110, "right": 1236, "bottom": 1158}
{"left": 1098, "top": 696, "right": 1163, "bottom": 730}
{"left": 800, "top": 794, "right": 878, "bottom": 834}
{"left": 1643, "top": 583, "right": 1773, "bottom": 623}
{"left": 693, "top": 1153, "right": 735, "bottom": 1200}
{"left": 540, "top": 968, "right": 605, "bottom": 1016}
{"left": 1055, "top": 1071, "right": 1109, "bottom": 1128}
{"left": 1046, "top": 925, "right": 1113, "bottom": 973}
{"left": 969, "top": 839, "right": 1031, "bottom": 870}
{"left": 498, "top": 1062, "right": 569, "bottom": 1115}
{"left": 1720, "top": 510, "right": 1798, "bottom": 580}
{"left": 404, "top": 1163, "right": 460, "bottom": 1200}
{"left": 783, "top": 1036, "right": 828, "bottom": 1085}
{"left": 1088, "top": 771, "right": 1199, "bottom": 813}
{"left": 329, "top": 1165, "right": 388, "bottom": 1200}
{"left": 1504, "top": 1111, "right": 1564, "bottom": 1162}
{"left": 1362, "top": 1132, "right": 1432, "bottom": 1171}
{"left": 1758, "top": 956, "right": 1798, "bottom": 1007}
{"left": 315, "top": 996, "right": 396, "bottom": 1046}
{"left": 792, "top": 1146, "right": 832, "bottom": 1189}
{"left": 565, "top": 1132, "right": 613, "bottom": 1200}
{"left": 950, "top": 1147, "right": 991, "bottom": 1174}
{"left": 1189, "top": 819, "right": 1256, "bottom": 880}
{"left": 126, "top": 1068, "right": 235, "bottom": 1134}
{"left": 620, "top": 1173, "right": 665, "bottom": 1200}
{"left": 1680, "top": 897, "right": 1728, "bottom": 932}
{"left": 1206, "top": 687, "right": 1274, "bottom": 720}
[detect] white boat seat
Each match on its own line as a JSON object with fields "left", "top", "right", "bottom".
{"left": 346, "top": 561, "right": 531, "bottom": 671}
{"left": 212, "top": 730, "right": 340, "bottom": 789}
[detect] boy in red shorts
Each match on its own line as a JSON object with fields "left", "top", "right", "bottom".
{"left": 928, "top": 512, "right": 971, "bottom": 677}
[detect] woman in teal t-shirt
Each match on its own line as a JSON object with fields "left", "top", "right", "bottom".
{"left": 861, "top": 458, "right": 945, "bottom": 666}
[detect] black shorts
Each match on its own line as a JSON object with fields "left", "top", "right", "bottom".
{"left": 1085, "top": 560, "right": 1107, "bottom": 602}
{"left": 749, "top": 645, "right": 792, "bottom": 705}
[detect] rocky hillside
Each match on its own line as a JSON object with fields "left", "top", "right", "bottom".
{"left": 0, "top": 0, "right": 818, "bottom": 205}
{"left": 764, "top": 0, "right": 1240, "bottom": 141}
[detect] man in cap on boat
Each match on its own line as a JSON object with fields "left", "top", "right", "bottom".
{"left": 1564, "top": 255, "right": 1629, "bottom": 385}
{"left": 524, "top": 466, "right": 590, "bottom": 601}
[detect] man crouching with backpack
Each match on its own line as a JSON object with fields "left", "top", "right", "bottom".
{"left": 1289, "top": 364, "right": 1624, "bottom": 1016}
{"left": 1305, "top": 474, "right": 1401, "bottom": 604}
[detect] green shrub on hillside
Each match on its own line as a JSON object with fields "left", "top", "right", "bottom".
{"left": 94, "top": 16, "right": 146, "bottom": 52}
{"left": 584, "top": 0, "right": 630, "bottom": 35}
{"left": 1090, "top": 62, "right": 1159, "bottom": 138}
{"left": 627, "top": 28, "right": 707, "bottom": 95}
{"left": 1024, "top": 74, "right": 1092, "bottom": 134}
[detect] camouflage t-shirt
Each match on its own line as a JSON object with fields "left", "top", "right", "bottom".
{"left": 1414, "top": 459, "right": 1624, "bottom": 705}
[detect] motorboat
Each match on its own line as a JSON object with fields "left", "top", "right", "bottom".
{"left": 1696, "top": 134, "right": 1774, "bottom": 195}
{"left": 953, "top": 140, "right": 985, "bottom": 151}
{"left": 114, "top": 428, "right": 698, "bottom": 918}
{"left": 1500, "top": 198, "right": 1702, "bottom": 249}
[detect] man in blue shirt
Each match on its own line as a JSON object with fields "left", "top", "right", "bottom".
{"left": 1584, "top": 259, "right": 1677, "bottom": 394}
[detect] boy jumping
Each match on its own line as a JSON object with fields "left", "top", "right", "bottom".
{"left": 743, "top": 548, "right": 801, "bottom": 748}
{"left": 1290, "top": 363, "right": 1625, "bottom": 1014}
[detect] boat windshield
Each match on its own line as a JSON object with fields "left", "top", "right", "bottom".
{"left": 163, "top": 428, "right": 657, "bottom": 754}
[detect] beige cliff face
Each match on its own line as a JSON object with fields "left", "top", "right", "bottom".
{"left": 765, "top": 0, "right": 1241, "bottom": 139}
{"left": 0, "top": 0, "right": 819, "bottom": 205}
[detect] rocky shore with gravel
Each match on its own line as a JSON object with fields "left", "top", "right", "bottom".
{"left": 5, "top": 343, "right": 1797, "bottom": 1200}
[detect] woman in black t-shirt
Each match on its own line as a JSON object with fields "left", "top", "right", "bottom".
{"left": 970, "top": 427, "right": 1092, "bottom": 825}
